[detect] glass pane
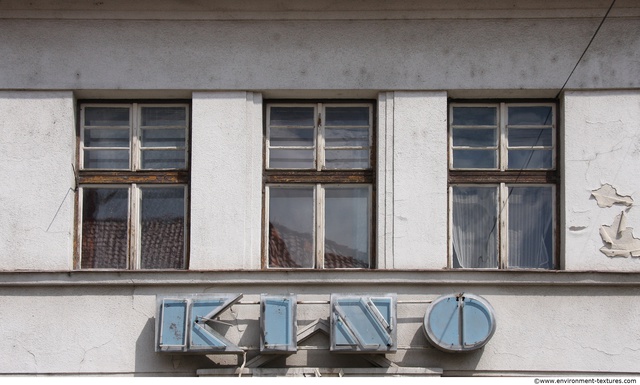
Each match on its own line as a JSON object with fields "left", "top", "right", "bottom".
{"left": 270, "top": 106, "right": 315, "bottom": 126}
{"left": 84, "top": 107, "right": 129, "bottom": 126}
{"left": 508, "top": 186, "right": 553, "bottom": 269}
{"left": 451, "top": 186, "right": 498, "bottom": 268}
{"left": 269, "top": 127, "right": 314, "bottom": 147}
{"left": 324, "top": 187, "right": 370, "bottom": 268}
{"left": 508, "top": 128, "right": 552, "bottom": 147}
{"left": 453, "top": 107, "right": 497, "bottom": 126}
{"left": 325, "top": 127, "right": 370, "bottom": 147}
{"left": 452, "top": 128, "right": 496, "bottom": 147}
{"left": 84, "top": 128, "right": 129, "bottom": 148}
{"left": 81, "top": 188, "right": 129, "bottom": 269}
{"left": 325, "top": 107, "right": 370, "bottom": 126}
{"left": 508, "top": 149, "right": 552, "bottom": 169}
{"left": 508, "top": 106, "right": 553, "bottom": 125}
{"left": 84, "top": 149, "right": 129, "bottom": 169}
{"left": 269, "top": 187, "right": 314, "bottom": 268}
{"left": 269, "top": 149, "right": 314, "bottom": 169}
{"left": 325, "top": 149, "right": 369, "bottom": 169}
{"left": 142, "top": 128, "right": 186, "bottom": 147}
{"left": 452, "top": 149, "right": 496, "bottom": 169}
{"left": 141, "top": 107, "right": 187, "bottom": 126}
{"left": 141, "top": 150, "right": 186, "bottom": 169}
{"left": 140, "top": 187, "right": 185, "bottom": 269}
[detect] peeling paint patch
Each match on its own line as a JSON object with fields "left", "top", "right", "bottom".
{"left": 591, "top": 184, "right": 633, "bottom": 208}
{"left": 569, "top": 226, "right": 587, "bottom": 231}
{"left": 599, "top": 211, "right": 640, "bottom": 257}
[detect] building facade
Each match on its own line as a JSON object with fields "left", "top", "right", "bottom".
{"left": 1, "top": 0, "right": 640, "bottom": 376}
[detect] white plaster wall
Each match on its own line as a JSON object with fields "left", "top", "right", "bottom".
{"left": 1, "top": 280, "right": 639, "bottom": 375}
{"left": 563, "top": 90, "right": 640, "bottom": 271}
{"left": 387, "top": 92, "right": 448, "bottom": 269}
{"left": 190, "top": 92, "right": 263, "bottom": 270}
{"left": 0, "top": 16, "right": 638, "bottom": 93}
{"left": 0, "top": 91, "right": 75, "bottom": 270}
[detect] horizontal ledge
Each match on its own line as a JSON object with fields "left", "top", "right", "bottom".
{"left": 1, "top": 270, "right": 640, "bottom": 287}
{"left": 78, "top": 170, "right": 189, "bottom": 184}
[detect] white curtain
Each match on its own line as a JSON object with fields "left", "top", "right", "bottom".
{"left": 452, "top": 187, "right": 498, "bottom": 268}
{"left": 508, "top": 187, "right": 553, "bottom": 268}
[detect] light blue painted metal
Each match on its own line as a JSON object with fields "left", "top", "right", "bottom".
{"left": 330, "top": 294, "right": 397, "bottom": 353}
{"left": 158, "top": 299, "right": 188, "bottom": 351}
{"left": 423, "top": 293, "right": 496, "bottom": 353}
{"left": 260, "top": 294, "right": 297, "bottom": 353}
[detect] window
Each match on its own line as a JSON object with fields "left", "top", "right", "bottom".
{"left": 77, "top": 102, "right": 189, "bottom": 269}
{"left": 264, "top": 102, "right": 374, "bottom": 269}
{"left": 449, "top": 102, "right": 557, "bottom": 269}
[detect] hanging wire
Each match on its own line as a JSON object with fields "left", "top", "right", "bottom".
{"left": 476, "top": 0, "right": 616, "bottom": 267}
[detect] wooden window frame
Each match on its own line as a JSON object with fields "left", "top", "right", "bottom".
{"left": 263, "top": 100, "right": 376, "bottom": 269}
{"left": 74, "top": 100, "right": 191, "bottom": 270}
{"left": 448, "top": 100, "right": 560, "bottom": 270}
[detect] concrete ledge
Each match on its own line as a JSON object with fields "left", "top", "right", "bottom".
{"left": 197, "top": 366, "right": 443, "bottom": 377}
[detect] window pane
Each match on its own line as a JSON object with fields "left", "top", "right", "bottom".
{"left": 141, "top": 107, "right": 187, "bottom": 126}
{"left": 453, "top": 107, "right": 497, "bottom": 126}
{"left": 140, "top": 187, "right": 185, "bottom": 269}
{"left": 452, "top": 128, "right": 497, "bottom": 147}
{"left": 508, "top": 106, "right": 553, "bottom": 125}
{"left": 81, "top": 188, "right": 129, "bottom": 269}
{"left": 325, "top": 107, "right": 369, "bottom": 126}
{"left": 508, "top": 186, "right": 553, "bottom": 269}
{"left": 452, "top": 149, "right": 496, "bottom": 169}
{"left": 508, "top": 149, "right": 552, "bottom": 169}
{"left": 269, "top": 127, "right": 314, "bottom": 147}
{"left": 508, "top": 128, "right": 552, "bottom": 147}
{"left": 84, "top": 128, "right": 130, "bottom": 148}
{"left": 324, "top": 187, "right": 370, "bottom": 268}
{"left": 325, "top": 127, "right": 370, "bottom": 147}
{"left": 84, "top": 107, "right": 129, "bottom": 126}
{"left": 452, "top": 186, "right": 498, "bottom": 268}
{"left": 325, "top": 149, "right": 369, "bottom": 169}
{"left": 141, "top": 149, "right": 186, "bottom": 169}
{"left": 270, "top": 107, "right": 315, "bottom": 126}
{"left": 269, "top": 149, "right": 314, "bottom": 169}
{"left": 269, "top": 187, "right": 314, "bottom": 268}
{"left": 142, "top": 128, "right": 186, "bottom": 147}
{"left": 84, "top": 149, "right": 129, "bottom": 169}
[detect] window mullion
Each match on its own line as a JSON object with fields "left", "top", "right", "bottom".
{"left": 131, "top": 103, "right": 140, "bottom": 171}
{"left": 130, "top": 183, "right": 141, "bottom": 270}
{"left": 316, "top": 184, "right": 324, "bottom": 269}
{"left": 499, "top": 182, "right": 508, "bottom": 269}
{"left": 499, "top": 102, "right": 507, "bottom": 171}
{"left": 317, "top": 103, "right": 324, "bottom": 172}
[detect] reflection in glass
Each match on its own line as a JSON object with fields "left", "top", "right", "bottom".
{"left": 141, "top": 107, "right": 186, "bottom": 126}
{"left": 269, "top": 187, "right": 314, "bottom": 268}
{"left": 269, "top": 149, "right": 314, "bottom": 169}
{"left": 269, "top": 127, "right": 314, "bottom": 147}
{"left": 325, "top": 127, "right": 370, "bottom": 147}
{"left": 141, "top": 150, "right": 186, "bottom": 169}
{"left": 325, "top": 149, "right": 369, "bottom": 169}
{"left": 85, "top": 128, "right": 129, "bottom": 148}
{"left": 84, "top": 107, "right": 129, "bottom": 126}
{"left": 325, "top": 107, "right": 369, "bottom": 126}
{"left": 508, "top": 128, "right": 552, "bottom": 147}
{"left": 453, "top": 107, "right": 497, "bottom": 126}
{"left": 140, "top": 187, "right": 185, "bottom": 269}
{"left": 142, "top": 128, "right": 186, "bottom": 147}
{"left": 452, "top": 149, "right": 496, "bottom": 169}
{"left": 452, "top": 186, "right": 498, "bottom": 268}
{"left": 508, "top": 186, "right": 553, "bottom": 268}
{"left": 270, "top": 107, "right": 315, "bottom": 126}
{"left": 82, "top": 188, "right": 129, "bottom": 268}
{"left": 324, "top": 187, "right": 370, "bottom": 268}
{"left": 84, "top": 149, "right": 129, "bottom": 169}
{"left": 508, "top": 149, "right": 552, "bottom": 169}
{"left": 452, "top": 128, "right": 497, "bottom": 147}
{"left": 508, "top": 106, "right": 552, "bottom": 125}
